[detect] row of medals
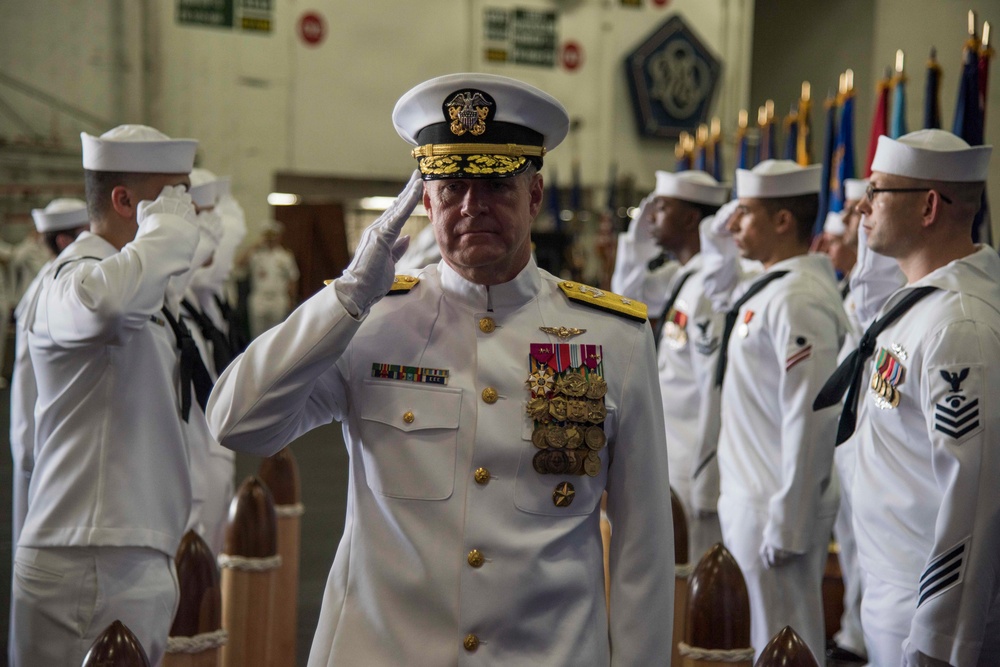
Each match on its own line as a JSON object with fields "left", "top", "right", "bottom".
{"left": 870, "top": 371, "right": 901, "bottom": 409}
{"left": 525, "top": 370, "right": 608, "bottom": 477}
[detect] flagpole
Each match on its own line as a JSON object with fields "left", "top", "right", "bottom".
{"left": 796, "top": 81, "right": 812, "bottom": 165}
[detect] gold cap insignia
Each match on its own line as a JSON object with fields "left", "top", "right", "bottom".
{"left": 445, "top": 90, "right": 493, "bottom": 137}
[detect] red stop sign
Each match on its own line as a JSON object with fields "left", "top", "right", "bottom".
{"left": 298, "top": 12, "right": 325, "bottom": 46}
{"left": 561, "top": 41, "right": 584, "bottom": 71}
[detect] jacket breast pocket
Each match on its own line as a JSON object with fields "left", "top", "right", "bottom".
{"left": 359, "top": 381, "right": 462, "bottom": 500}
{"left": 512, "top": 407, "right": 611, "bottom": 517}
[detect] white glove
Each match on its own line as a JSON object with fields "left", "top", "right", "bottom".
{"left": 335, "top": 170, "right": 423, "bottom": 317}
{"left": 627, "top": 195, "right": 656, "bottom": 244}
{"left": 710, "top": 198, "right": 740, "bottom": 237}
{"left": 759, "top": 543, "right": 800, "bottom": 569}
{"left": 137, "top": 185, "right": 197, "bottom": 228}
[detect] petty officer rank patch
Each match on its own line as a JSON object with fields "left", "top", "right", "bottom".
{"left": 869, "top": 347, "right": 904, "bottom": 409}
{"left": 371, "top": 363, "right": 449, "bottom": 385}
{"left": 785, "top": 336, "right": 812, "bottom": 372}
{"left": 917, "top": 538, "right": 969, "bottom": 607}
{"left": 525, "top": 343, "right": 607, "bottom": 479}
{"left": 663, "top": 307, "right": 689, "bottom": 349}
{"left": 932, "top": 365, "right": 982, "bottom": 442}
{"left": 694, "top": 319, "right": 719, "bottom": 355}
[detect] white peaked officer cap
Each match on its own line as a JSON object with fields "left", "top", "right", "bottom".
{"left": 393, "top": 72, "right": 570, "bottom": 180}
{"left": 31, "top": 198, "right": 89, "bottom": 233}
{"left": 844, "top": 178, "right": 869, "bottom": 202}
{"left": 736, "top": 159, "right": 822, "bottom": 198}
{"left": 871, "top": 129, "right": 992, "bottom": 181}
{"left": 81, "top": 124, "right": 197, "bottom": 173}
{"left": 189, "top": 167, "right": 219, "bottom": 208}
{"left": 823, "top": 210, "right": 847, "bottom": 235}
{"left": 654, "top": 170, "right": 730, "bottom": 206}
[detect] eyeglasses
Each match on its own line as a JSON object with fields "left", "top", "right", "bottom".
{"left": 865, "top": 184, "right": 953, "bottom": 205}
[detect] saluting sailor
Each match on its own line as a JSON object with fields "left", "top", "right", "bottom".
{"left": 816, "top": 129, "right": 1000, "bottom": 667}
{"left": 206, "top": 72, "right": 675, "bottom": 666}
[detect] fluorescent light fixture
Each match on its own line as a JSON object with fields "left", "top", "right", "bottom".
{"left": 359, "top": 196, "right": 398, "bottom": 211}
{"left": 267, "top": 192, "right": 300, "bottom": 206}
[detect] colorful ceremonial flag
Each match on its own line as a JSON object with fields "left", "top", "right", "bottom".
{"left": 924, "top": 47, "right": 943, "bottom": 129}
{"left": 796, "top": 81, "right": 812, "bottom": 165}
{"left": 953, "top": 26, "right": 984, "bottom": 146}
{"left": 675, "top": 132, "right": 693, "bottom": 172}
{"left": 980, "top": 22, "right": 993, "bottom": 130}
{"left": 866, "top": 70, "right": 891, "bottom": 175}
{"left": 815, "top": 91, "right": 838, "bottom": 237}
{"left": 694, "top": 124, "right": 709, "bottom": 173}
{"left": 783, "top": 105, "right": 799, "bottom": 161}
{"left": 891, "top": 50, "right": 908, "bottom": 138}
{"left": 735, "top": 110, "right": 751, "bottom": 171}
{"left": 711, "top": 117, "right": 723, "bottom": 182}
{"left": 830, "top": 71, "right": 857, "bottom": 214}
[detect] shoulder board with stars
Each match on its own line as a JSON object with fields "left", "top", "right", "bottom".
{"left": 558, "top": 281, "right": 647, "bottom": 322}
{"left": 322, "top": 275, "right": 420, "bottom": 295}
{"left": 387, "top": 275, "right": 420, "bottom": 295}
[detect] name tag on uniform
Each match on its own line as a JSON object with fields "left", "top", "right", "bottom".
{"left": 371, "top": 363, "right": 449, "bottom": 385}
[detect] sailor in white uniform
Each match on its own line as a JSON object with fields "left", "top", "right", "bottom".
{"left": 716, "top": 160, "right": 846, "bottom": 662}
{"left": 11, "top": 125, "right": 200, "bottom": 666}
{"left": 610, "top": 169, "right": 730, "bottom": 564}
{"left": 207, "top": 73, "right": 675, "bottom": 666}
{"left": 817, "top": 129, "right": 1000, "bottom": 667}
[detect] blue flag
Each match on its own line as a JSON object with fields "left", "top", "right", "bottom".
{"left": 830, "top": 91, "right": 856, "bottom": 214}
{"left": 815, "top": 96, "right": 838, "bottom": 237}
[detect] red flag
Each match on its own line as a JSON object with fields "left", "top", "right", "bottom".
{"left": 865, "top": 71, "right": 891, "bottom": 176}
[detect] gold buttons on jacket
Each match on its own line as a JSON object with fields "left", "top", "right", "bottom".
{"left": 479, "top": 317, "right": 496, "bottom": 333}
{"left": 403, "top": 411, "right": 415, "bottom": 424}
{"left": 474, "top": 467, "right": 490, "bottom": 485}
{"left": 467, "top": 549, "right": 485, "bottom": 568}
{"left": 481, "top": 387, "right": 498, "bottom": 404}
{"left": 464, "top": 634, "right": 480, "bottom": 652}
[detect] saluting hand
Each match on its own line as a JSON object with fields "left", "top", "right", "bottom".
{"left": 335, "top": 170, "right": 424, "bottom": 317}
{"left": 137, "top": 185, "right": 197, "bottom": 229}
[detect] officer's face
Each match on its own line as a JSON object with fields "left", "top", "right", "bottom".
{"left": 650, "top": 196, "right": 697, "bottom": 251}
{"left": 729, "top": 198, "right": 778, "bottom": 262}
{"left": 858, "top": 172, "right": 921, "bottom": 259}
{"left": 424, "top": 171, "right": 544, "bottom": 285}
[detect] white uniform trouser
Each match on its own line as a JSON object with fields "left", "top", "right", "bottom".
{"left": 862, "top": 571, "right": 1000, "bottom": 667}
{"left": 11, "top": 545, "right": 178, "bottom": 666}
{"left": 833, "top": 439, "right": 866, "bottom": 657}
{"left": 672, "top": 485, "right": 723, "bottom": 566}
{"left": 249, "top": 292, "right": 290, "bottom": 339}
{"left": 719, "top": 495, "right": 835, "bottom": 663}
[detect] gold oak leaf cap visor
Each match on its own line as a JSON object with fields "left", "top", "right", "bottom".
{"left": 393, "top": 72, "right": 570, "bottom": 180}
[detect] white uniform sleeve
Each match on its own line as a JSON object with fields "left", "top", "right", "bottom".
{"left": 609, "top": 231, "right": 677, "bottom": 309}
{"left": 763, "top": 288, "right": 842, "bottom": 554}
{"left": 906, "top": 320, "right": 1000, "bottom": 666}
{"left": 850, "top": 220, "right": 905, "bottom": 328}
{"left": 605, "top": 324, "right": 675, "bottom": 665}
{"left": 689, "top": 301, "right": 725, "bottom": 514}
{"left": 43, "top": 214, "right": 199, "bottom": 348}
{"left": 206, "top": 285, "right": 357, "bottom": 456}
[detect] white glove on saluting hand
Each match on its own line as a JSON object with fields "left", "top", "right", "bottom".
{"left": 137, "top": 185, "right": 197, "bottom": 229}
{"left": 335, "top": 170, "right": 424, "bottom": 317}
{"left": 627, "top": 195, "right": 656, "bottom": 244}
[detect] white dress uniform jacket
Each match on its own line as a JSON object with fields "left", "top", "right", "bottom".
{"left": 612, "top": 243, "right": 724, "bottom": 562}
{"left": 717, "top": 253, "right": 846, "bottom": 660}
{"left": 208, "top": 258, "right": 675, "bottom": 666}
{"left": 853, "top": 246, "right": 1000, "bottom": 666}
{"left": 248, "top": 245, "right": 299, "bottom": 337}
{"left": 20, "top": 219, "right": 199, "bottom": 555}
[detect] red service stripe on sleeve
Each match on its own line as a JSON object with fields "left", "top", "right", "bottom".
{"left": 785, "top": 345, "right": 813, "bottom": 372}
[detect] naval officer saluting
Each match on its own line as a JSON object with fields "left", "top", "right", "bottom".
{"left": 207, "top": 73, "right": 674, "bottom": 666}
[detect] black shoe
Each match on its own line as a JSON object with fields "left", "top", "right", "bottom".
{"left": 826, "top": 641, "right": 867, "bottom": 663}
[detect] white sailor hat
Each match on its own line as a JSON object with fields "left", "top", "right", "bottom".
{"left": 823, "top": 210, "right": 847, "bottom": 235}
{"left": 736, "top": 159, "right": 822, "bottom": 198}
{"left": 31, "top": 198, "right": 89, "bottom": 233}
{"left": 189, "top": 168, "right": 219, "bottom": 208}
{"left": 844, "top": 178, "right": 869, "bottom": 202}
{"left": 81, "top": 124, "right": 197, "bottom": 174}
{"left": 654, "top": 170, "right": 730, "bottom": 206}
{"left": 871, "top": 129, "right": 992, "bottom": 182}
{"left": 393, "top": 73, "right": 569, "bottom": 180}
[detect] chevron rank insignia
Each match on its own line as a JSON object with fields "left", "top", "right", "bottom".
{"left": 917, "top": 539, "right": 968, "bottom": 607}
{"left": 558, "top": 281, "right": 647, "bottom": 322}
{"left": 933, "top": 365, "right": 982, "bottom": 442}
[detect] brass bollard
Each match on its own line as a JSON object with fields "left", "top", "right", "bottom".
{"left": 164, "top": 530, "right": 226, "bottom": 666}
{"left": 680, "top": 543, "right": 754, "bottom": 667}
{"left": 258, "top": 447, "right": 303, "bottom": 667}
{"left": 754, "top": 626, "right": 820, "bottom": 667}
{"left": 81, "top": 620, "right": 150, "bottom": 666}
{"left": 671, "top": 488, "right": 690, "bottom": 667}
{"left": 219, "top": 477, "right": 280, "bottom": 667}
